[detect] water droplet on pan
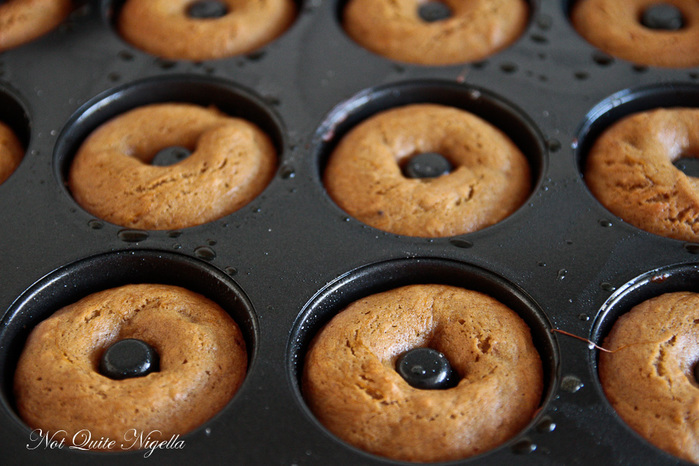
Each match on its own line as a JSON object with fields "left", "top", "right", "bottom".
{"left": 194, "top": 246, "right": 216, "bottom": 261}
{"left": 512, "top": 438, "right": 537, "bottom": 454}
{"left": 536, "top": 416, "right": 556, "bottom": 434}
{"left": 118, "top": 229, "right": 149, "bottom": 243}
{"left": 118, "top": 50, "right": 134, "bottom": 61}
{"left": 88, "top": 219, "right": 103, "bottom": 230}
{"left": 500, "top": 62, "right": 517, "bottom": 73}
{"left": 684, "top": 243, "right": 699, "bottom": 254}
{"left": 449, "top": 238, "right": 473, "bottom": 249}
{"left": 530, "top": 33, "right": 547, "bottom": 44}
{"left": 561, "top": 375, "right": 584, "bottom": 393}
{"left": 592, "top": 52, "right": 614, "bottom": 66}
{"left": 601, "top": 282, "right": 616, "bottom": 291}
{"left": 547, "top": 139, "right": 561, "bottom": 152}
{"left": 280, "top": 165, "right": 295, "bottom": 179}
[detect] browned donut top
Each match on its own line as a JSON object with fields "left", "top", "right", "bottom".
{"left": 119, "top": 0, "right": 297, "bottom": 61}
{"left": 0, "top": 121, "right": 23, "bottom": 185}
{"left": 0, "top": 0, "right": 73, "bottom": 52}
{"left": 599, "top": 291, "right": 699, "bottom": 463}
{"left": 303, "top": 284, "right": 543, "bottom": 463}
{"left": 571, "top": 0, "right": 699, "bottom": 68}
{"left": 14, "top": 284, "right": 247, "bottom": 451}
{"left": 324, "top": 104, "right": 531, "bottom": 237}
{"left": 584, "top": 108, "right": 699, "bottom": 241}
{"left": 69, "top": 103, "right": 277, "bottom": 230}
{"left": 343, "top": 0, "right": 529, "bottom": 65}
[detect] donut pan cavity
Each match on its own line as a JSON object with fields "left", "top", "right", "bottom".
{"left": 1, "top": 0, "right": 699, "bottom": 464}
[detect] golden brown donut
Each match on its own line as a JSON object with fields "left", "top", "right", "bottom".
{"left": 323, "top": 103, "right": 531, "bottom": 237}
{"left": 303, "top": 284, "right": 543, "bottom": 463}
{"left": 343, "top": 0, "right": 529, "bottom": 65}
{"left": 118, "top": 0, "right": 297, "bottom": 61}
{"left": 14, "top": 284, "right": 248, "bottom": 451}
{"left": 0, "top": 0, "right": 73, "bottom": 52}
{"left": 599, "top": 291, "right": 699, "bottom": 463}
{"left": 571, "top": 0, "right": 699, "bottom": 68}
{"left": 0, "top": 121, "right": 23, "bottom": 185}
{"left": 584, "top": 108, "right": 699, "bottom": 242}
{"left": 68, "top": 103, "right": 277, "bottom": 230}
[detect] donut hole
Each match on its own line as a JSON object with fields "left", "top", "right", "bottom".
{"left": 395, "top": 347, "right": 459, "bottom": 390}
{"left": 151, "top": 145, "right": 193, "bottom": 167}
{"left": 98, "top": 338, "right": 160, "bottom": 380}
{"left": 187, "top": 0, "right": 229, "bottom": 19}
{"left": 417, "top": 1, "right": 453, "bottom": 22}
{"left": 399, "top": 151, "right": 454, "bottom": 179}
{"left": 639, "top": 3, "right": 685, "bottom": 31}
{"left": 0, "top": 250, "right": 258, "bottom": 439}
{"left": 673, "top": 156, "right": 699, "bottom": 178}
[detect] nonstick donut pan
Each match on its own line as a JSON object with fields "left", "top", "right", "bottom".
{"left": 1, "top": 0, "right": 699, "bottom": 464}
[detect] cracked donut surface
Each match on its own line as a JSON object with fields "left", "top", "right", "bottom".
{"left": 584, "top": 108, "right": 699, "bottom": 241}
{"left": 0, "top": 0, "right": 72, "bottom": 52}
{"left": 68, "top": 103, "right": 277, "bottom": 230}
{"left": 323, "top": 104, "right": 531, "bottom": 237}
{"left": 302, "top": 284, "right": 543, "bottom": 463}
{"left": 599, "top": 291, "right": 699, "bottom": 463}
{"left": 118, "top": 0, "right": 296, "bottom": 61}
{"left": 342, "top": 0, "right": 528, "bottom": 65}
{"left": 571, "top": 0, "right": 699, "bottom": 68}
{"left": 14, "top": 284, "right": 248, "bottom": 451}
{"left": 0, "top": 121, "right": 23, "bottom": 185}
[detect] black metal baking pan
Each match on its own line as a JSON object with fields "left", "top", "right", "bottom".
{"left": 0, "top": 0, "right": 698, "bottom": 464}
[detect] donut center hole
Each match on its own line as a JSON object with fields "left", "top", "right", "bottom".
{"left": 401, "top": 152, "right": 453, "bottom": 179}
{"left": 396, "top": 347, "right": 458, "bottom": 390}
{"left": 151, "top": 146, "right": 192, "bottom": 166}
{"left": 418, "top": 1, "right": 453, "bottom": 23}
{"left": 673, "top": 156, "right": 699, "bottom": 177}
{"left": 187, "top": 0, "right": 229, "bottom": 19}
{"left": 640, "top": 4, "right": 685, "bottom": 30}
{"left": 99, "top": 338, "right": 160, "bottom": 380}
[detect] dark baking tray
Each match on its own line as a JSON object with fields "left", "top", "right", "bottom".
{"left": 0, "top": 0, "right": 698, "bottom": 464}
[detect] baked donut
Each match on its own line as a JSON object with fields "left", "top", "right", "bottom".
{"left": 343, "top": 0, "right": 529, "bottom": 65}
{"left": 118, "top": 0, "right": 297, "bottom": 61}
{"left": 584, "top": 108, "right": 699, "bottom": 242}
{"left": 68, "top": 103, "right": 277, "bottom": 230}
{"left": 14, "top": 284, "right": 247, "bottom": 451}
{"left": 571, "top": 0, "right": 699, "bottom": 68}
{"left": 0, "top": 0, "right": 73, "bottom": 52}
{"left": 323, "top": 103, "right": 531, "bottom": 237}
{"left": 303, "top": 284, "right": 543, "bottom": 463}
{"left": 599, "top": 291, "right": 699, "bottom": 463}
{"left": 0, "top": 121, "right": 23, "bottom": 185}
